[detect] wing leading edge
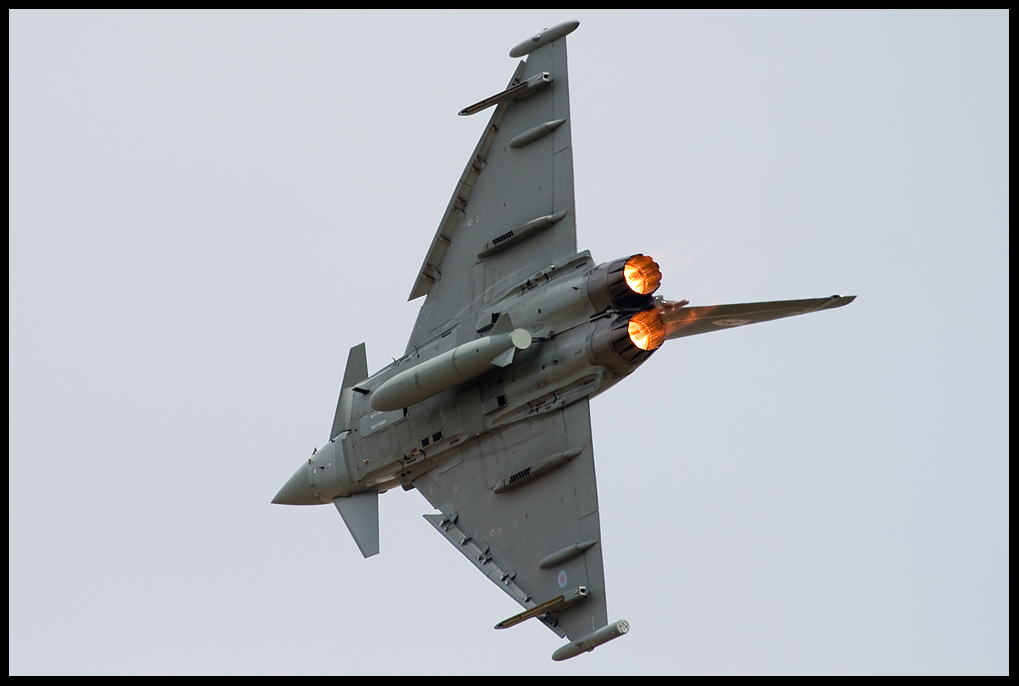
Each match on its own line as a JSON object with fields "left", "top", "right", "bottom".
{"left": 405, "top": 30, "right": 578, "bottom": 354}
{"left": 413, "top": 399, "right": 608, "bottom": 643}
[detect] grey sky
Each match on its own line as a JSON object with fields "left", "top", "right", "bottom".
{"left": 9, "top": 10, "right": 1008, "bottom": 675}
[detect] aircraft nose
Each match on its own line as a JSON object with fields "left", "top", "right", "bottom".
{"left": 272, "top": 462, "right": 318, "bottom": 505}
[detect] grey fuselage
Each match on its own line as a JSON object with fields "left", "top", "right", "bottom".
{"left": 294, "top": 251, "right": 653, "bottom": 504}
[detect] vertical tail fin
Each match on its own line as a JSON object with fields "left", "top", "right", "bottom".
{"left": 330, "top": 343, "right": 368, "bottom": 440}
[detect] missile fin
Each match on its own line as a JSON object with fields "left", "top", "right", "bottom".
{"left": 492, "top": 347, "right": 515, "bottom": 368}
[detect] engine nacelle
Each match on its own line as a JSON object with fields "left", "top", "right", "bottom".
{"left": 590, "top": 309, "right": 666, "bottom": 375}
{"left": 585, "top": 254, "right": 662, "bottom": 312}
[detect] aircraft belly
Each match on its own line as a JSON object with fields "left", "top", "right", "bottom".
{"left": 276, "top": 20, "right": 854, "bottom": 660}
{"left": 473, "top": 325, "right": 601, "bottom": 428}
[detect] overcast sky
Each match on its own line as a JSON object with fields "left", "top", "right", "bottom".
{"left": 9, "top": 10, "right": 1008, "bottom": 675}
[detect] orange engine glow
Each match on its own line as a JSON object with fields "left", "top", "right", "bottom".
{"left": 627, "top": 310, "right": 666, "bottom": 351}
{"left": 623, "top": 255, "right": 662, "bottom": 296}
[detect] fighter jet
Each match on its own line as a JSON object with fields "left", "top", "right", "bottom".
{"left": 273, "top": 20, "right": 853, "bottom": 661}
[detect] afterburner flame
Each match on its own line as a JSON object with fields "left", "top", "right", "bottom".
{"left": 627, "top": 310, "right": 666, "bottom": 351}
{"left": 623, "top": 255, "right": 662, "bottom": 296}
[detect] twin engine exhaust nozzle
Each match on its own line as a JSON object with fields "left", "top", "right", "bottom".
{"left": 371, "top": 254, "right": 670, "bottom": 412}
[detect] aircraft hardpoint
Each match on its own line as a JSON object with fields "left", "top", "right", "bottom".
{"left": 274, "top": 20, "right": 854, "bottom": 661}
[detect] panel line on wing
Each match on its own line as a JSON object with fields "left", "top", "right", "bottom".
{"left": 423, "top": 511, "right": 568, "bottom": 638}
{"left": 408, "top": 62, "right": 528, "bottom": 302}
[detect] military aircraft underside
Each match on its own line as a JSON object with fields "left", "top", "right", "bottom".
{"left": 274, "top": 20, "right": 854, "bottom": 661}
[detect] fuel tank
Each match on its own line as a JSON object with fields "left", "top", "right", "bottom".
{"left": 370, "top": 328, "right": 533, "bottom": 412}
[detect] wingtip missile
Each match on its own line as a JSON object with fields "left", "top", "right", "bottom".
{"left": 551, "top": 620, "right": 630, "bottom": 661}
{"left": 509, "top": 20, "right": 580, "bottom": 58}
